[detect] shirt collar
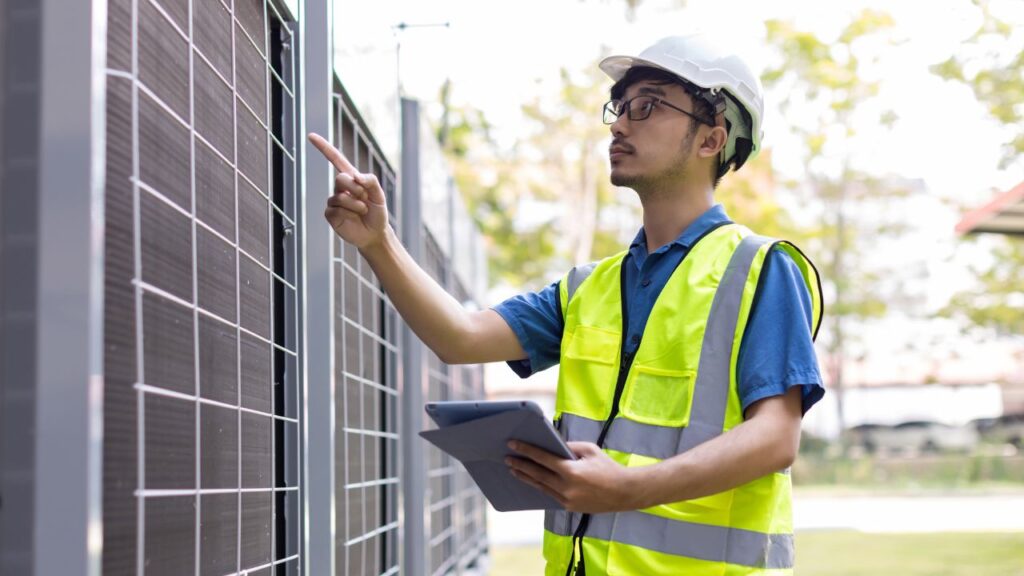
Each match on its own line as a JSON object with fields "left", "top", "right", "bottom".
{"left": 629, "top": 204, "right": 732, "bottom": 259}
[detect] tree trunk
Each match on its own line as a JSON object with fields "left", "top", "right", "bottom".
{"left": 574, "top": 141, "right": 598, "bottom": 265}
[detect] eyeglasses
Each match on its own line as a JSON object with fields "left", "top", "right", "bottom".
{"left": 602, "top": 95, "right": 714, "bottom": 126}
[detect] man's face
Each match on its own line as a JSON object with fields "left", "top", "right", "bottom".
{"left": 608, "top": 80, "right": 703, "bottom": 191}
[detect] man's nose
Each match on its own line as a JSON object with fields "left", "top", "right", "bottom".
{"left": 610, "top": 111, "right": 630, "bottom": 137}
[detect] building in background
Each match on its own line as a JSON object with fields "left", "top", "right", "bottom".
{"left": 0, "top": 1, "right": 489, "bottom": 575}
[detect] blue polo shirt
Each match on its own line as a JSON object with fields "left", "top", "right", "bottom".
{"left": 492, "top": 204, "right": 824, "bottom": 416}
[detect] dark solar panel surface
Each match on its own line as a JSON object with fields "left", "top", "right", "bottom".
{"left": 103, "top": 1, "right": 299, "bottom": 574}
{"left": 0, "top": 2, "right": 40, "bottom": 572}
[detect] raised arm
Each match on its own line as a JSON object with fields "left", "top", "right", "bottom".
{"left": 308, "top": 132, "right": 525, "bottom": 365}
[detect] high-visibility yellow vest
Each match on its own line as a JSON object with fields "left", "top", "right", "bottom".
{"left": 544, "top": 223, "right": 823, "bottom": 576}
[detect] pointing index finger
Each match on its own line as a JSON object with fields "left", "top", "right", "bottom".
{"left": 308, "top": 132, "right": 356, "bottom": 175}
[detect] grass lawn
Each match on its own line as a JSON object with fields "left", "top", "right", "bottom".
{"left": 488, "top": 532, "right": 1024, "bottom": 575}
{"left": 796, "top": 531, "right": 1024, "bottom": 575}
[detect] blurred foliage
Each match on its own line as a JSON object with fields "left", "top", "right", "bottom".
{"left": 715, "top": 149, "right": 809, "bottom": 244}
{"left": 798, "top": 430, "right": 830, "bottom": 457}
{"left": 932, "top": 0, "right": 1024, "bottom": 169}
{"left": 520, "top": 65, "right": 621, "bottom": 268}
{"left": 933, "top": 0, "right": 1024, "bottom": 338}
{"left": 438, "top": 81, "right": 559, "bottom": 288}
{"left": 764, "top": 11, "right": 918, "bottom": 434}
{"left": 943, "top": 236, "right": 1024, "bottom": 336}
{"left": 794, "top": 452, "right": 1024, "bottom": 489}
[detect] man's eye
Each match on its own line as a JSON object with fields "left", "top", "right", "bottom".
{"left": 639, "top": 100, "right": 654, "bottom": 113}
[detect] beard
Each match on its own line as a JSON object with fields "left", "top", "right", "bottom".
{"left": 610, "top": 128, "right": 698, "bottom": 196}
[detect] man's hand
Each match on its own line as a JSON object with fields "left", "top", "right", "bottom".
{"left": 308, "top": 132, "right": 390, "bottom": 250}
{"left": 505, "top": 440, "right": 643, "bottom": 514}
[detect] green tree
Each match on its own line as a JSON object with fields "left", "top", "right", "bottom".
{"left": 519, "top": 64, "right": 625, "bottom": 269}
{"left": 438, "top": 81, "right": 559, "bottom": 288}
{"left": 932, "top": 0, "right": 1024, "bottom": 169}
{"left": 932, "top": 0, "right": 1024, "bottom": 337}
{"left": 715, "top": 149, "right": 808, "bottom": 243}
{"left": 763, "top": 11, "right": 919, "bottom": 440}
{"left": 439, "top": 61, "right": 638, "bottom": 289}
{"left": 944, "top": 238, "right": 1024, "bottom": 336}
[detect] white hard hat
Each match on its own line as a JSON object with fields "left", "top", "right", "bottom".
{"left": 600, "top": 34, "right": 764, "bottom": 176}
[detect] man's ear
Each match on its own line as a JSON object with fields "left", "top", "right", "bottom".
{"left": 698, "top": 124, "right": 728, "bottom": 160}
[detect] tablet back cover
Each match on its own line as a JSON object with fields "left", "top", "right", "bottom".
{"left": 419, "top": 408, "right": 572, "bottom": 511}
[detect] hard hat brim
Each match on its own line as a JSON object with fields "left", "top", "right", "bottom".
{"left": 599, "top": 55, "right": 671, "bottom": 82}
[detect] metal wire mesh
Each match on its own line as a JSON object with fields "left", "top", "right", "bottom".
{"left": 102, "top": 0, "right": 300, "bottom": 573}
{"left": 331, "top": 85, "right": 402, "bottom": 576}
{"left": 422, "top": 236, "right": 490, "bottom": 576}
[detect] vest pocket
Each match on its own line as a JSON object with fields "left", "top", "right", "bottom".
{"left": 564, "top": 324, "right": 620, "bottom": 364}
{"left": 620, "top": 366, "right": 696, "bottom": 427}
{"left": 559, "top": 325, "right": 620, "bottom": 420}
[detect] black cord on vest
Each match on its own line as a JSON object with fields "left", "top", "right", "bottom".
{"left": 562, "top": 224, "right": 733, "bottom": 575}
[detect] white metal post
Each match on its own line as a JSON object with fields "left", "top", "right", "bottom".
{"left": 301, "top": 0, "right": 335, "bottom": 574}
{"left": 34, "top": 0, "right": 106, "bottom": 574}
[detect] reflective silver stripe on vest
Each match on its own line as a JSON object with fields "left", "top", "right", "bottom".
{"left": 678, "top": 234, "right": 772, "bottom": 453}
{"left": 544, "top": 508, "right": 579, "bottom": 538}
{"left": 565, "top": 261, "right": 599, "bottom": 303}
{"left": 547, "top": 510, "right": 795, "bottom": 569}
{"left": 561, "top": 412, "right": 679, "bottom": 460}
{"left": 557, "top": 412, "right": 791, "bottom": 474}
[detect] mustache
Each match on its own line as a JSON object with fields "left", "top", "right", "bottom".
{"left": 609, "top": 139, "right": 635, "bottom": 153}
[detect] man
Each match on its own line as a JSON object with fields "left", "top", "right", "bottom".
{"left": 310, "top": 33, "right": 823, "bottom": 576}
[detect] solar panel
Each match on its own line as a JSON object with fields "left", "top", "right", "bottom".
{"left": 0, "top": 4, "right": 40, "bottom": 571}
{"left": 332, "top": 88, "right": 401, "bottom": 576}
{"left": 103, "top": 1, "right": 300, "bottom": 573}
{"left": 95, "top": 0, "right": 490, "bottom": 573}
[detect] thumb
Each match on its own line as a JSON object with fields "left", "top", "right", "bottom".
{"left": 566, "top": 441, "right": 602, "bottom": 457}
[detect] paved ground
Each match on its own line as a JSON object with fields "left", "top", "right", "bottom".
{"left": 794, "top": 493, "right": 1024, "bottom": 533}
{"left": 487, "top": 493, "right": 1024, "bottom": 545}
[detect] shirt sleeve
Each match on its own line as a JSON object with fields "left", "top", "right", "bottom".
{"left": 737, "top": 246, "right": 824, "bottom": 416}
{"left": 491, "top": 280, "right": 564, "bottom": 378}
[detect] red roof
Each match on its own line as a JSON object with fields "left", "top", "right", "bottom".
{"left": 956, "top": 180, "right": 1024, "bottom": 236}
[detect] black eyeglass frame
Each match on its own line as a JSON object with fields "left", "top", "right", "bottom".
{"left": 602, "top": 95, "right": 715, "bottom": 127}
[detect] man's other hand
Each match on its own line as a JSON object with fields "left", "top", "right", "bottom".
{"left": 505, "top": 440, "right": 643, "bottom": 514}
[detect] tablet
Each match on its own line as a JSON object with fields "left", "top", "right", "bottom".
{"left": 419, "top": 400, "right": 577, "bottom": 510}
{"left": 425, "top": 399, "right": 544, "bottom": 428}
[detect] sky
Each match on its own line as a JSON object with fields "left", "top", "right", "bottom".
{"left": 331, "top": 0, "right": 1024, "bottom": 428}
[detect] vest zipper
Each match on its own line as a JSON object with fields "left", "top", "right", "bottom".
{"left": 563, "top": 221, "right": 734, "bottom": 576}
{"left": 565, "top": 265, "right": 635, "bottom": 576}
